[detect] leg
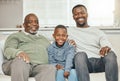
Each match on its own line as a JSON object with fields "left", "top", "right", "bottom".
{"left": 32, "top": 64, "right": 56, "bottom": 81}
{"left": 74, "top": 52, "right": 90, "bottom": 81}
{"left": 68, "top": 69, "right": 78, "bottom": 81}
{"left": 104, "top": 51, "right": 118, "bottom": 81}
{"left": 2, "top": 59, "right": 13, "bottom": 75}
{"left": 11, "top": 57, "right": 31, "bottom": 81}
{"left": 56, "top": 69, "right": 65, "bottom": 81}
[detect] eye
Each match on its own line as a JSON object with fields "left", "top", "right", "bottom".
{"left": 27, "top": 20, "right": 32, "bottom": 24}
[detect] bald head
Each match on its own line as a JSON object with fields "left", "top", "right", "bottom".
{"left": 23, "top": 13, "right": 39, "bottom": 35}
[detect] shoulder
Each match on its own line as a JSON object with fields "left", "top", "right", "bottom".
{"left": 64, "top": 42, "right": 75, "bottom": 50}
{"left": 7, "top": 32, "right": 23, "bottom": 39}
{"left": 47, "top": 42, "right": 55, "bottom": 50}
{"left": 38, "top": 34, "right": 49, "bottom": 40}
{"left": 88, "top": 27, "right": 106, "bottom": 36}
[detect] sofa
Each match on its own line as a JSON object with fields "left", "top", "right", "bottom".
{"left": 0, "top": 28, "right": 120, "bottom": 81}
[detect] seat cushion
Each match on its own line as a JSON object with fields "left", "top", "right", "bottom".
{"left": 0, "top": 74, "right": 35, "bottom": 81}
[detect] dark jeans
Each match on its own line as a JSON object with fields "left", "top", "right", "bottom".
{"left": 74, "top": 51, "right": 118, "bottom": 81}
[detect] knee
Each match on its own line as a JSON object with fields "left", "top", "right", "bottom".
{"left": 70, "top": 69, "right": 77, "bottom": 76}
{"left": 105, "top": 51, "right": 117, "bottom": 62}
{"left": 74, "top": 52, "right": 87, "bottom": 62}
{"left": 11, "top": 57, "right": 30, "bottom": 70}
{"left": 48, "top": 65, "right": 56, "bottom": 71}
{"left": 57, "top": 69, "right": 64, "bottom": 75}
{"left": 69, "top": 69, "right": 78, "bottom": 81}
{"left": 11, "top": 57, "right": 25, "bottom": 66}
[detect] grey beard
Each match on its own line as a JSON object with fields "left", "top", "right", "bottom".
{"left": 29, "top": 30, "right": 37, "bottom": 35}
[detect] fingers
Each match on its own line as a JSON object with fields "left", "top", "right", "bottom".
{"left": 100, "top": 46, "right": 111, "bottom": 57}
{"left": 17, "top": 52, "right": 30, "bottom": 63}
{"left": 56, "top": 64, "right": 64, "bottom": 70}
{"left": 68, "top": 39, "right": 76, "bottom": 47}
{"left": 64, "top": 71, "right": 70, "bottom": 78}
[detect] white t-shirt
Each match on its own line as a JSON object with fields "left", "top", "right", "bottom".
{"left": 68, "top": 27, "right": 113, "bottom": 58}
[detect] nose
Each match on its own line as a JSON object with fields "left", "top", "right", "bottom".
{"left": 32, "top": 21, "right": 38, "bottom": 26}
{"left": 77, "top": 13, "right": 83, "bottom": 17}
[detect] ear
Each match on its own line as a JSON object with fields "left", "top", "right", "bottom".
{"left": 86, "top": 12, "right": 88, "bottom": 17}
{"left": 52, "top": 34, "right": 55, "bottom": 38}
{"left": 73, "top": 15, "right": 76, "bottom": 20}
{"left": 66, "top": 34, "right": 68, "bottom": 38}
{"left": 23, "top": 23, "right": 26, "bottom": 29}
{"left": 73, "top": 15, "right": 75, "bottom": 20}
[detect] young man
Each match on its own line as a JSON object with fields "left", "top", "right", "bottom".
{"left": 2, "top": 13, "right": 56, "bottom": 81}
{"left": 47, "top": 25, "right": 77, "bottom": 81}
{"left": 68, "top": 4, "right": 118, "bottom": 81}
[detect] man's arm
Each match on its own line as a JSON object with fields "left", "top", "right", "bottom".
{"left": 99, "top": 31, "right": 113, "bottom": 56}
{"left": 4, "top": 34, "right": 30, "bottom": 63}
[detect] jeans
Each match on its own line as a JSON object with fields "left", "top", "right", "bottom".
{"left": 56, "top": 69, "right": 78, "bottom": 81}
{"left": 74, "top": 51, "right": 118, "bottom": 81}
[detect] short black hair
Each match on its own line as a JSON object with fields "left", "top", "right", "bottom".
{"left": 72, "top": 4, "right": 87, "bottom": 13}
{"left": 54, "top": 25, "right": 67, "bottom": 33}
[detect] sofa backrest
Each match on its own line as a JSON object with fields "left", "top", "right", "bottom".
{"left": 0, "top": 28, "right": 120, "bottom": 74}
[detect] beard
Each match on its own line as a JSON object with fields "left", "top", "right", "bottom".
{"left": 29, "top": 30, "right": 38, "bottom": 35}
{"left": 77, "top": 22, "right": 86, "bottom": 27}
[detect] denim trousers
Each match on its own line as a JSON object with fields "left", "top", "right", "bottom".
{"left": 74, "top": 51, "right": 118, "bottom": 81}
{"left": 56, "top": 69, "right": 78, "bottom": 81}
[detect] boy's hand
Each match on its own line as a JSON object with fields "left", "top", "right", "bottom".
{"left": 64, "top": 71, "right": 70, "bottom": 78}
{"left": 56, "top": 64, "right": 64, "bottom": 70}
{"left": 100, "top": 46, "right": 111, "bottom": 57}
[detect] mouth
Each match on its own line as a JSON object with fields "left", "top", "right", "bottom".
{"left": 29, "top": 27, "right": 38, "bottom": 35}
{"left": 57, "top": 40, "right": 65, "bottom": 45}
{"left": 76, "top": 18, "right": 86, "bottom": 27}
{"left": 29, "top": 30, "right": 37, "bottom": 35}
{"left": 78, "top": 18, "right": 85, "bottom": 22}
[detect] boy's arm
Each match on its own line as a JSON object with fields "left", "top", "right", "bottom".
{"left": 47, "top": 46, "right": 57, "bottom": 66}
{"left": 65, "top": 45, "right": 75, "bottom": 72}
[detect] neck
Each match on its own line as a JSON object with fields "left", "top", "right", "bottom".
{"left": 55, "top": 42, "right": 64, "bottom": 48}
{"left": 77, "top": 23, "right": 89, "bottom": 28}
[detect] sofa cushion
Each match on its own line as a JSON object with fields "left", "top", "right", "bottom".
{"left": 0, "top": 74, "right": 35, "bottom": 81}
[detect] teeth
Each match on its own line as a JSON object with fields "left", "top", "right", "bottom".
{"left": 79, "top": 18, "right": 84, "bottom": 21}
{"left": 59, "top": 40, "right": 63, "bottom": 43}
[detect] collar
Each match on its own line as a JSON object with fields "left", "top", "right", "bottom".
{"left": 52, "top": 41, "right": 69, "bottom": 48}
{"left": 22, "top": 30, "right": 39, "bottom": 36}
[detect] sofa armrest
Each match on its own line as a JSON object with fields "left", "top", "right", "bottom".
{"left": 0, "top": 40, "right": 5, "bottom": 74}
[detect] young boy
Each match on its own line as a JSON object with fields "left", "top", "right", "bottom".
{"left": 47, "top": 25, "right": 77, "bottom": 81}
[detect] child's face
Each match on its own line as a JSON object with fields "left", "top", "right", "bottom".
{"left": 53, "top": 28, "right": 68, "bottom": 46}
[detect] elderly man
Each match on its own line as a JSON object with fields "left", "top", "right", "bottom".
{"left": 2, "top": 13, "right": 56, "bottom": 81}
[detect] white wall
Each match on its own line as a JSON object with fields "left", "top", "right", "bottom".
{"left": 0, "top": 0, "right": 23, "bottom": 28}
{"left": 23, "top": 0, "right": 69, "bottom": 27}
{"left": 0, "top": 0, "right": 116, "bottom": 28}
{"left": 23, "top": 0, "right": 115, "bottom": 27}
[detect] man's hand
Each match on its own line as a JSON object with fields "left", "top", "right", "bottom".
{"left": 68, "top": 39, "right": 76, "bottom": 47}
{"left": 100, "top": 46, "right": 111, "bottom": 57}
{"left": 17, "top": 52, "right": 30, "bottom": 63}
{"left": 56, "top": 64, "right": 64, "bottom": 70}
{"left": 64, "top": 71, "right": 70, "bottom": 78}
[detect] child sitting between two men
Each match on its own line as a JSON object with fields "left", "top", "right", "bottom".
{"left": 47, "top": 25, "right": 77, "bottom": 81}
